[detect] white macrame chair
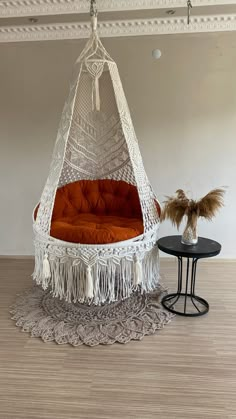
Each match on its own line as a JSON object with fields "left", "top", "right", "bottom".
{"left": 33, "top": 8, "right": 161, "bottom": 305}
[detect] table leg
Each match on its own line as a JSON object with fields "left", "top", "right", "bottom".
{"left": 184, "top": 258, "right": 190, "bottom": 314}
{"left": 161, "top": 256, "right": 209, "bottom": 317}
{"left": 190, "top": 258, "right": 201, "bottom": 313}
{"left": 168, "top": 256, "right": 183, "bottom": 309}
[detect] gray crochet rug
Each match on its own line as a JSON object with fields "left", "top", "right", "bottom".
{"left": 10, "top": 285, "right": 174, "bottom": 347}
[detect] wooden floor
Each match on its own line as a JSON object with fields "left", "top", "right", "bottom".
{"left": 0, "top": 258, "right": 236, "bottom": 419}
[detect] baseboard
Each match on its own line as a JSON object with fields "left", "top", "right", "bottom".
{"left": 160, "top": 257, "right": 236, "bottom": 263}
{"left": 0, "top": 255, "right": 235, "bottom": 263}
{"left": 0, "top": 255, "right": 34, "bottom": 259}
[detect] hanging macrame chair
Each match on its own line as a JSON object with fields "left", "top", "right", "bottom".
{"left": 33, "top": 3, "right": 161, "bottom": 305}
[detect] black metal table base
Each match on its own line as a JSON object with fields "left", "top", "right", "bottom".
{"left": 161, "top": 256, "right": 209, "bottom": 317}
{"left": 162, "top": 293, "right": 209, "bottom": 317}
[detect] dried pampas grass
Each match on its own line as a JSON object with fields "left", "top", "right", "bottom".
{"left": 161, "top": 188, "right": 225, "bottom": 230}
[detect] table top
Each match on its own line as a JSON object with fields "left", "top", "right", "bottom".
{"left": 157, "top": 235, "right": 221, "bottom": 259}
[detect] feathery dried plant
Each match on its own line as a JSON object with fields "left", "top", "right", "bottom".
{"left": 161, "top": 188, "right": 225, "bottom": 244}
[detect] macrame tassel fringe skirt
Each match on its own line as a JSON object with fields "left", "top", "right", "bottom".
{"left": 33, "top": 229, "right": 160, "bottom": 306}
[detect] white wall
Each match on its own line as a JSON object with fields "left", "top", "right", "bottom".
{"left": 0, "top": 32, "right": 236, "bottom": 257}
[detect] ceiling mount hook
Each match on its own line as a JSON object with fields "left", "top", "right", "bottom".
{"left": 90, "top": 0, "right": 98, "bottom": 17}
{"left": 187, "top": 0, "right": 193, "bottom": 25}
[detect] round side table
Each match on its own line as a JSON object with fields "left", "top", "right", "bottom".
{"left": 157, "top": 236, "right": 221, "bottom": 317}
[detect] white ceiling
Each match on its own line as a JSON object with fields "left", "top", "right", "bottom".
{"left": 0, "top": 0, "right": 236, "bottom": 42}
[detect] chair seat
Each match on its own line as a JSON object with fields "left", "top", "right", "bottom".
{"left": 34, "top": 179, "right": 160, "bottom": 245}
{"left": 51, "top": 213, "right": 144, "bottom": 244}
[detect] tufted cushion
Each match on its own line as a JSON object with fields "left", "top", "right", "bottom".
{"left": 35, "top": 179, "right": 160, "bottom": 245}
{"left": 51, "top": 213, "right": 144, "bottom": 244}
{"left": 51, "top": 179, "right": 143, "bottom": 220}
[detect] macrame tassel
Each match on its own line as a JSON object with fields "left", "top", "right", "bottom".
{"left": 134, "top": 259, "right": 143, "bottom": 286}
{"left": 43, "top": 253, "right": 51, "bottom": 280}
{"left": 92, "top": 76, "right": 100, "bottom": 111}
{"left": 86, "top": 266, "right": 94, "bottom": 299}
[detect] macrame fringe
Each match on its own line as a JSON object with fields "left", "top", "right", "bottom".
{"left": 86, "top": 266, "right": 94, "bottom": 299}
{"left": 134, "top": 259, "right": 143, "bottom": 286}
{"left": 33, "top": 246, "right": 160, "bottom": 305}
{"left": 43, "top": 253, "right": 51, "bottom": 281}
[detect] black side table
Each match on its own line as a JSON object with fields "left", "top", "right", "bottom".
{"left": 157, "top": 236, "right": 221, "bottom": 317}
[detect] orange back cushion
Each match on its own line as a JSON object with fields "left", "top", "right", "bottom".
{"left": 52, "top": 179, "right": 143, "bottom": 220}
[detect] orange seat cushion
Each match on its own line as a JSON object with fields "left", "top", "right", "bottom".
{"left": 35, "top": 179, "right": 160, "bottom": 245}
{"left": 51, "top": 213, "right": 144, "bottom": 244}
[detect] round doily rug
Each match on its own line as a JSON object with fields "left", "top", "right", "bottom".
{"left": 10, "top": 285, "right": 174, "bottom": 346}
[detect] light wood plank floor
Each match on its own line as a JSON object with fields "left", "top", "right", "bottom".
{"left": 0, "top": 258, "right": 236, "bottom": 419}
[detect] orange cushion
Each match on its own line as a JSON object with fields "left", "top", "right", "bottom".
{"left": 35, "top": 179, "right": 160, "bottom": 245}
{"left": 51, "top": 213, "right": 144, "bottom": 244}
{"left": 51, "top": 179, "right": 143, "bottom": 221}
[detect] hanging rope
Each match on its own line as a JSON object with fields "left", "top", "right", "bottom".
{"left": 89, "top": 0, "right": 100, "bottom": 110}
{"left": 90, "top": 0, "right": 98, "bottom": 32}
